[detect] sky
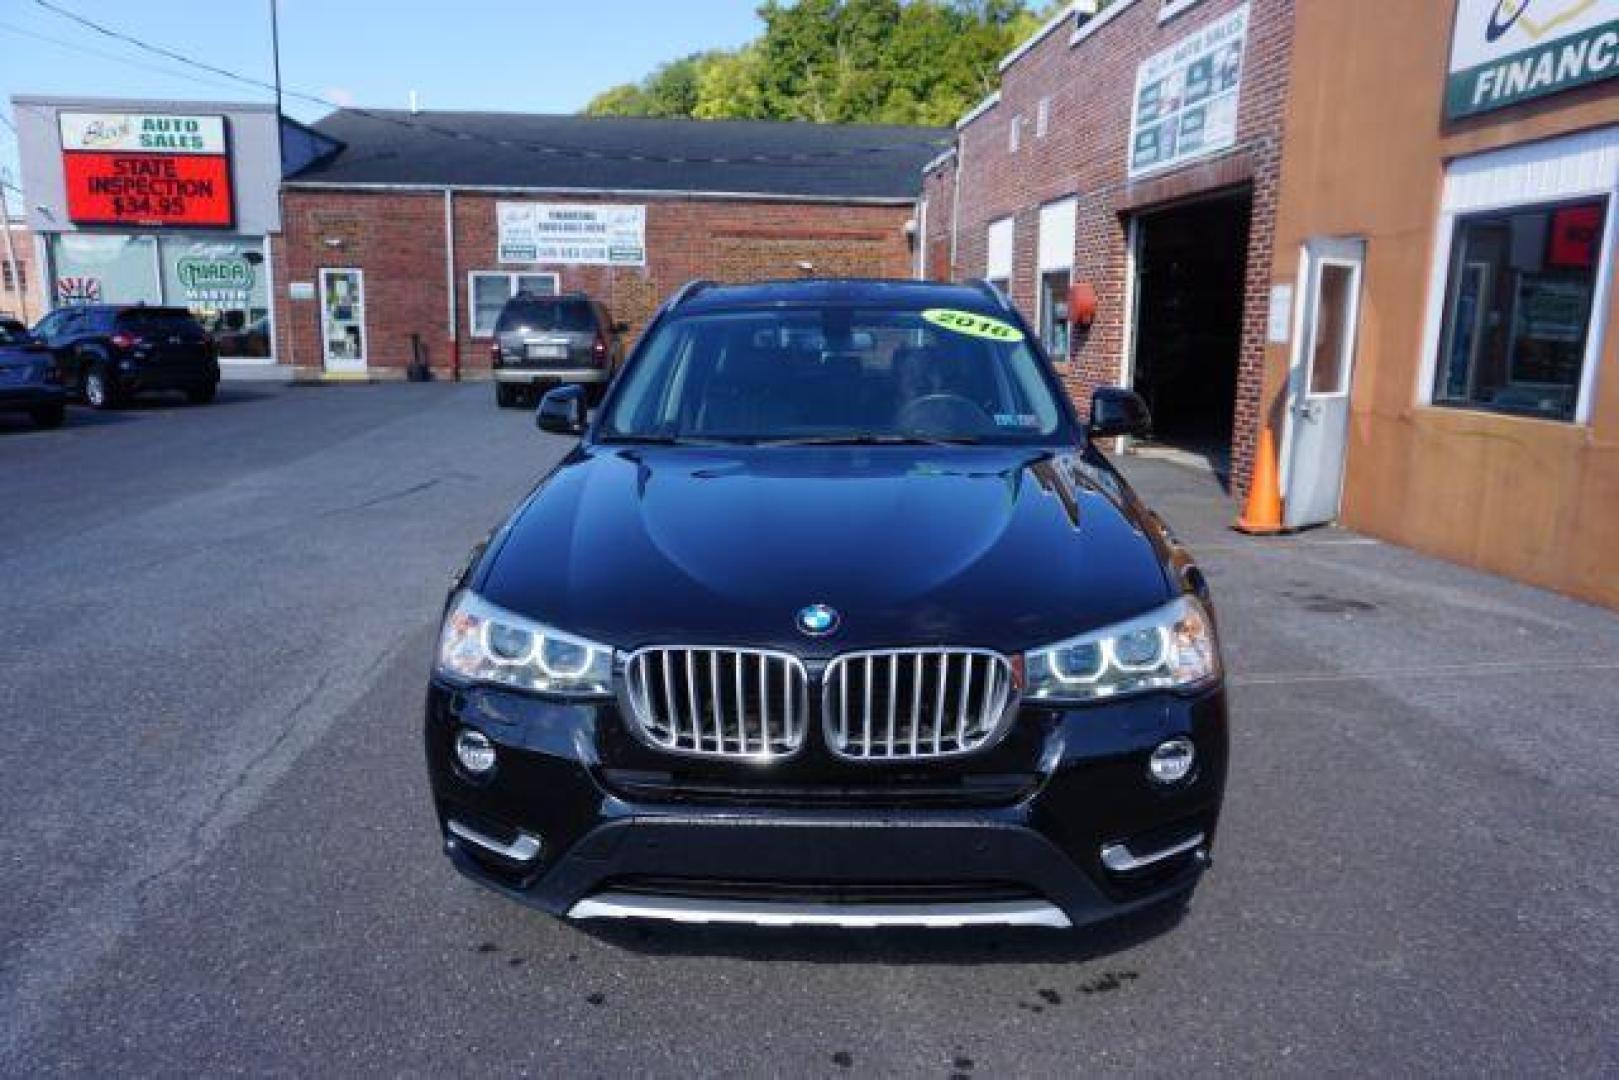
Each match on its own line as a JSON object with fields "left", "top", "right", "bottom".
{"left": 0, "top": 0, "right": 766, "bottom": 197}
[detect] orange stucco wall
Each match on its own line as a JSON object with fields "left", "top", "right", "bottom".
{"left": 1268, "top": 0, "right": 1619, "bottom": 608}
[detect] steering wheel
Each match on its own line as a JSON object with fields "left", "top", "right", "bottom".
{"left": 895, "top": 393, "right": 997, "bottom": 436}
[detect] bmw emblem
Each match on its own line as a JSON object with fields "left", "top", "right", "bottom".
{"left": 796, "top": 603, "right": 840, "bottom": 637}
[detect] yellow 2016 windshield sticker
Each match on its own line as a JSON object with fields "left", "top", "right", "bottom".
{"left": 921, "top": 308, "right": 1025, "bottom": 343}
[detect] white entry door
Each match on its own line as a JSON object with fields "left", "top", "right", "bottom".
{"left": 319, "top": 268, "right": 367, "bottom": 374}
{"left": 1283, "top": 238, "right": 1365, "bottom": 528}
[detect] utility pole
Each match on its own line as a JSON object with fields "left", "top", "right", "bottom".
{"left": 270, "top": 0, "right": 285, "bottom": 166}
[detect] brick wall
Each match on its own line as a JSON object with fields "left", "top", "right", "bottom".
{"left": 272, "top": 189, "right": 916, "bottom": 379}
{"left": 931, "top": 0, "right": 1297, "bottom": 496}
{"left": 1, "top": 222, "right": 42, "bottom": 322}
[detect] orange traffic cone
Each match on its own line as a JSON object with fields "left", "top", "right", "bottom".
{"left": 1233, "top": 428, "right": 1287, "bottom": 535}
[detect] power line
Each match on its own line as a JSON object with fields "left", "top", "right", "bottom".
{"left": 0, "top": 20, "right": 252, "bottom": 100}
{"left": 28, "top": 0, "right": 951, "bottom": 168}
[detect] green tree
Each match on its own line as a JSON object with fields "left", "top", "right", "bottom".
{"left": 585, "top": 1, "right": 1065, "bottom": 126}
{"left": 584, "top": 52, "right": 722, "bottom": 118}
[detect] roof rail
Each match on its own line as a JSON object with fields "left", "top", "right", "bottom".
{"left": 667, "top": 279, "right": 716, "bottom": 310}
{"left": 967, "top": 278, "right": 1014, "bottom": 313}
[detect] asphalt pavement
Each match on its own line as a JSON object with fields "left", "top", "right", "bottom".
{"left": 1, "top": 384, "right": 1615, "bottom": 1075}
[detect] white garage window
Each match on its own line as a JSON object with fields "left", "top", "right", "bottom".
{"left": 1419, "top": 126, "right": 1619, "bottom": 425}
{"left": 469, "top": 271, "right": 560, "bottom": 336}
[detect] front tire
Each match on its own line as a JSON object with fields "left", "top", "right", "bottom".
{"left": 495, "top": 382, "right": 521, "bottom": 408}
{"left": 84, "top": 366, "right": 122, "bottom": 410}
{"left": 30, "top": 402, "right": 66, "bottom": 429}
{"left": 186, "top": 384, "right": 218, "bottom": 405}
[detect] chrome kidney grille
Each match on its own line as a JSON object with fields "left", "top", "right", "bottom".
{"left": 822, "top": 649, "right": 1017, "bottom": 761}
{"left": 623, "top": 648, "right": 810, "bottom": 760}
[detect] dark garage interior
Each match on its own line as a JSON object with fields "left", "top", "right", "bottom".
{"left": 1128, "top": 191, "right": 1252, "bottom": 477}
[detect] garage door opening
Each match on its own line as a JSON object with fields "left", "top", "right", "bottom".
{"left": 1128, "top": 191, "right": 1251, "bottom": 480}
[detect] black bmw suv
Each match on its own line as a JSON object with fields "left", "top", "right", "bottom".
{"left": 427, "top": 279, "right": 1227, "bottom": 932}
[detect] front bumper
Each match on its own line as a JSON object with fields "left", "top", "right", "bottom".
{"left": 492, "top": 367, "right": 608, "bottom": 384}
{"left": 425, "top": 681, "right": 1226, "bottom": 930}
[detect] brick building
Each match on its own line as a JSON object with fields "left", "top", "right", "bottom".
{"left": 1, "top": 218, "right": 41, "bottom": 323}
{"left": 920, "top": 0, "right": 1295, "bottom": 492}
{"left": 923, "top": 0, "right": 1619, "bottom": 608}
{"left": 274, "top": 111, "right": 947, "bottom": 381}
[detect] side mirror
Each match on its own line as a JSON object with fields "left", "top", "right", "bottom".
{"left": 611, "top": 321, "right": 630, "bottom": 334}
{"left": 536, "top": 384, "right": 587, "bottom": 436}
{"left": 1089, "top": 387, "right": 1152, "bottom": 440}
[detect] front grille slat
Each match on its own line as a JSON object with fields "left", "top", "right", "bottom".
{"left": 822, "top": 649, "right": 1017, "bottom": 762}
{"left": 624, "top": 647, "right": 809, "bottom": 760}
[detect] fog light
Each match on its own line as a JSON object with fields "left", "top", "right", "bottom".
{"left": 454, "top": 728, "right": 497, "bottom": 775}
{"left": 1148, "top": 737, "right": 1195, "bottom": 784}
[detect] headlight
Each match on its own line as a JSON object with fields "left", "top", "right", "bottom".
{"left": 435, "top": 591, "right": 614, "bottom": 697}
{"left": 1024, "top": 596, "right": 1219, "bottom": 704}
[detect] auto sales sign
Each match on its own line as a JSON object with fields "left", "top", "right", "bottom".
{"left": 58, "top": 111, "right": 234, "bottom": 228}
{"left": 1447, "top": 0, "right": 1619, "bottom": 118}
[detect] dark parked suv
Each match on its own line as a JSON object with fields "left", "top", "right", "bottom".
{"left": 428, "top": 279, "right": 1227, "bottom": 932}
{"left": 489, "top": 293, "right": 624, "bottom": 408}
{"left": 32, "top": 304, "right": 220, "bottom": 409}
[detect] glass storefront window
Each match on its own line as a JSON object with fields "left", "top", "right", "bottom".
{"left": 1434, "top": 197, "right": 1608, "bottom": 422}
{"left": 159, "top": 235, "right": 271, "bottom": 358}
{"left": 51, "top": 234, "right": 159, "bottom": 305}
{"left": 50, "top": 232, "right": 272, "bottom": 359}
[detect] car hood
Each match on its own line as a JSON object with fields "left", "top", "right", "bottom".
{"left": 478, "top": 445, "right": 1174, "bottom": 655}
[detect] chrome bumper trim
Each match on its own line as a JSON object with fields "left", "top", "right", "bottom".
{"left": 1100, "top": 832, "right": 1205, "bottom": 873}
{"left": 447, "top": 819, "right": 543, "bottom": 863}
{"left": 492, "top": 368, "right": 606, "bottom": 383}
{"left": 567, "top": 892, "right": 1072, "bottom": 929}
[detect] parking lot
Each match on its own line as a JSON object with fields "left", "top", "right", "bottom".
{"left": 1, "top": 383, "right": 1616, "bottom": 1075}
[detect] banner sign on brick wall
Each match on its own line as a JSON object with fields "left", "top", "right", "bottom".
{"left": 1127, "top": 3, "right": 1249, "bottom": 179}
{"left": 497, "top": 202, "right": 647, "bottom": 266}
{"left": 1447, "top": 0, "right": 1619, "bottom": 119}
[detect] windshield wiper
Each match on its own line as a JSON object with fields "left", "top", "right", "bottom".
{"left": 755, "top": 433, "right": 982, "bottom": 448}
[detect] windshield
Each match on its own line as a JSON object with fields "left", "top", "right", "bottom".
{"left": 600, "top": 306, "right": 1068, "bottom": 444}
{"left": 497, "top": 298, "right": 594, "bottom": 333}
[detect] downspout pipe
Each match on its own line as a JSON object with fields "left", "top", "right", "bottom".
{"left": 444, "top": 187, "right": 459, "bottom": 382}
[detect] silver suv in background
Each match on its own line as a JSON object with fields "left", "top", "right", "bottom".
{"left": 489, "top": 293, "right": 626, "bottom": 408}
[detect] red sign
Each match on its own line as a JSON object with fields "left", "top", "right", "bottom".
{"left": 62, "top": 152, "right": 234, "bottom": 228}
{"left": 1546, "top": 203, "right": 1604, "bottom": 270}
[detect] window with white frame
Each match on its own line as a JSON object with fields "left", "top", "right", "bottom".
{"left": 986, "top": 216, "right": 1015, "bottom": 295}
{"left": 1037, "top": 198, "right": 1077, "bottom": 358}
{"left": 1421, "top": 127, "right": 1618, "bottom": 425}
{"left": 1009, "top": 116, "right": 1023, "bottom": 154}
{"left": 1036, "top": 98, "right": 1051, "bottom": 139}
{"left": 469, "top": 271, "right": 559, "bottom": 336}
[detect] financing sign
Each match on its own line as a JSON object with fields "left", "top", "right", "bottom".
{"left": 1128, "top": 4, "right": 1249, "bottom": 179}
{"left": 1447, "top": 0, "right": 1619, "bottom": 118}
{"left": 497, "top": 202, "right": 647, "bottom": 266}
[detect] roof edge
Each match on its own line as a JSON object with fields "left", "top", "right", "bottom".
{"left": 955, "top": 92, "right": 1002, "bottom": 131}
{"left": 280, "top": 180, "right": 919, "bottom": 206}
